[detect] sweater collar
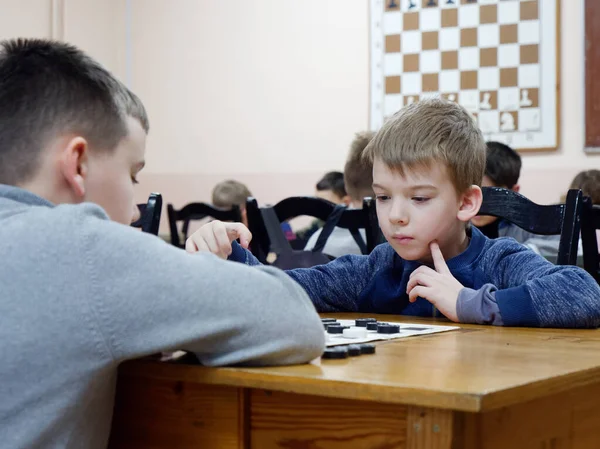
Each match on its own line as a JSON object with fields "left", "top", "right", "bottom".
{"left": 0, "top": 184, "right": 55, "bottom": 208}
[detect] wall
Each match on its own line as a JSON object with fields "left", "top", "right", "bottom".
{"left": 0, "top": 1, "right": 597, "bottom": 221}
{"left": 129, "top": 0, "right": 599, "bottom": 215}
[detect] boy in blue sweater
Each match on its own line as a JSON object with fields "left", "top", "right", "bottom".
{"left": 189, "top": 99, "right": 600, "bottom": 328}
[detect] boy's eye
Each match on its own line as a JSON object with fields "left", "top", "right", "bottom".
{"left": 412, "top": 197, "right": 429, "bottom": 203}
{"left": 375, "top": 194, "right": 390, "bottom": 202}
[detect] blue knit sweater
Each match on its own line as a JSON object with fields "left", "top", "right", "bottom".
{"left": 229, "top": 226, "right": 600, "bottom": 328}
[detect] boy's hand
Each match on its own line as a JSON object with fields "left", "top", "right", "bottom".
{"left": 405, "top": 242, "right": 463, "bottom": 322}
{"left": 185, "top": 221, "right": 252, "bottom": 259}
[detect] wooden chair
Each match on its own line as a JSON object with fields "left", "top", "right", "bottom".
{"left": 246, "top": 196, "right": 381, "bottom": 264}
{"left": 581, "top": 197, "right": 600, "bottom": 283}
{"left": 131, "top": 192, "right": 162, "bottom": 236}
{"left": 167, "top": 202, "right": 242, "bottom": 248}
{"left": 477, "top": 187, "right": 584, "bottom": 266}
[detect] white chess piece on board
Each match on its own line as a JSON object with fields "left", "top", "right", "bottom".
{"left": 520, "top": 89, "right": 533, "bottom": 107}
{"left": 448, "top": 94, "right": 456, "bottom": 102}
{"left": 480, "top": 93, "right": 492, "bottom": 110}
{"left": 500, "top": 112, "right": 515, "bottom": 131}
{"left": 406, "top": 96, "right": 415, "bottom": 105}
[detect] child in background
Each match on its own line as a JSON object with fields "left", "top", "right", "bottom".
{"left": 303, "top": 131, "right": 375, "bottom": 257}
{"left": 471, "top": 141, "right": 564, "bottom": 261}
{"left": 212, "top": 179, "right": 253, "bottom": 226}
{"left": 314, "top": 171, "right": 348, "bottom": 204}
{"left": 190, "top": 99, "right": 600, "bottom": 329}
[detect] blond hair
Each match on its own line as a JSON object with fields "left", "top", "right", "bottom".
{"left": 211, "top": 180, "right": 252, "bottom": 209}
{"left": 364, "top": 98, "right": 486, "bottom": 193}
{"left": 344, "top": 131, "right": 376, "bottom": 201}
{"left": 569, "top": 170, "right": 600, "bottom": 204}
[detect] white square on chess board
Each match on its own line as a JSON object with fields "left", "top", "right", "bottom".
{"left": 383, "top": 11, "right": 402, "bottom": 35}
{"left": 403, "top": 0, "right": 420, "bottom": 11}
{"left": 401, "top": 30, "right": 422, "bottom": 54}
{"left": 459, "top": 90, "right": 479, "bottom": 112}
{"left": 478, "top": 24, "right": 499, "bottom": 48}
{"left": 440, "top": 70, "right": 459, "bottom": 92}
{"left": 518, "top": 20, "right": 540, "bottom": 45}
{"left": 498, "top": 44, "right": 520, "bottom": 68}
{"left": 459, "top": 4, "right": 479, "bottom": 28}
{"left": 421, "top": 50, "right": 441, "bottom": 73}
{"left": 325, "top": 319, "right": 460, "bottom": 347}
{"left": 519, "top": 108, "right": 541, "bottom": 131}
{"left": 498, "top": 87, "right": 520, "bottom": 111}
{"left": 519, "top": 64, "right": 540, "bottom": 89}
{"left": 459, "top": 47, "right": 479, "bottom": 71}
{"left": 439, "top": 28, "right": 460, "bottom": 51}
{"left": 384, "top": 53, "right": 403, "bottom": 75}
{"left": 384, "top": 94, "right": 403, "bottom": 117}
{"left": 420, "top": 7, "right": 441, "bottom": 31}
{"left": 478, "top": 67, "right": 500, "bottom": 91}
{"left": 479, "top": 110, "right": 500, "bottom": 134}
{"left": 498, "top": 1, "right": 519, "bottom": 24}
{"left": 402, "top": 72, "right": 422, "bottom": 95}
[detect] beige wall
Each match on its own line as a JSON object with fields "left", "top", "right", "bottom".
{"left": 0, "top": 0, "right": 598, "bottom": 220}
{"left": 0, "top": 0, "right": 126, "bottom": 76}
{"left": 129, "top": 0, "right": 599, "bottom": 213}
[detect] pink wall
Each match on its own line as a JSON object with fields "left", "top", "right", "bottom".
{"left": 1, "top": 1, "right": 598, "bottom": 236}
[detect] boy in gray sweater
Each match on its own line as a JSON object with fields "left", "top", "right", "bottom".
{"left": 0, "top": 39, "right": 324, "bottom": 449}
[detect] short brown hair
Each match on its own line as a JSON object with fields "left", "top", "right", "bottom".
{"left": 364, "top": 98, "right": 486, "bottom": 193}
{"left": 0, "top": 38, "right": 149, "bottom": 185}
{"left": 212, "top": 180, "right": 252, "bottom": 209}
{"left": 344, "top": 131, "right": 376, "bottom": 201}
{"left": 569, "top": 170, "right": 600, "bottom": 204}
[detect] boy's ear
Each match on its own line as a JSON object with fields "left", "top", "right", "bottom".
{"left": 457, "top": 185, "right": 483, "bottom": 223}
{"left": 59, "top": 137, "right": 89, "bottom": 199}
{"left": 342, "top": 195, "right": 352, "bottom": 206}
{"left": 511, "top": 183, "right": 520, "bottom": 193}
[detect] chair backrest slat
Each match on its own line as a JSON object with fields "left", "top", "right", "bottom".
{"left": 246, "top": 196, "right": 380, "bottom": 264}
{"left": 167, "top": 202, "right": 242, "bottom": 248}
{"left": 478, "top": 187, "right": 583, "bottom": 266}
{"left": 131, "top": 192, "right": 162, "bottom": 236}
{"left": 581, "top": 198, "right": 600, "bottom": 283}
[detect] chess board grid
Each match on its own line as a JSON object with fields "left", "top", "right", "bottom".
{"left": 369, "top": 0, "right": 560, "bottom": 152}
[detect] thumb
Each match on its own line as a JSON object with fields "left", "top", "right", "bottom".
{"left": 225, "top": 223, "right": 253, "bottom": 248}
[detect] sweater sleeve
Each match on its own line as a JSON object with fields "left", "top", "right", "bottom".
{"left": 229, "top": 241, "right": 389, "bottom": 312}
{"left": 80, "top": 212, "right": 325, "bottom": 366}
{"left": 484, "top": 239, "right": 600, "bottom": 328}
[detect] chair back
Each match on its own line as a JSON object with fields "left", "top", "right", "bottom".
{"left": 581, "top": 197, "right": 600, "bottom": 283}
{"left": 131, "top": 193, "right": 162, "bottom": 236}
{"left": 167, "top": 202, "right": 242, "bottom": 248}
{"left": 478, "top": 187, "right": 584, "bottom": 265}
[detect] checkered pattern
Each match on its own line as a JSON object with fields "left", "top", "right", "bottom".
{"left": 382, "top": 0, "right": 541, "bottom": 134}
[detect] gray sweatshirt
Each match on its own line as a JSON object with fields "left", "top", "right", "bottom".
{"left": 0, "top": 185, "right": 325, "bottom": 449}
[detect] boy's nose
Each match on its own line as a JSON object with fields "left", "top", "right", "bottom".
{"left": 388, "top": 202, "right": 408, "bottom": 224}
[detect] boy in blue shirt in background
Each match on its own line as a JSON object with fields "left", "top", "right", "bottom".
{"left": 189, "top": 99, "right": 600, "bottom": 328}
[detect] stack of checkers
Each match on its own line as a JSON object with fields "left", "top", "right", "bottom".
{"left": 322, "top": 318, "right": 401, "bottom": 337}
{"left": 322, "top": 344, "right": 376, "bottom": 360}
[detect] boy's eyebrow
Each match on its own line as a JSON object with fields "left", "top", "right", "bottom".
{"left": 372, "top": 183, "right": 387, "bottom": 190}
{"left": 409, "top": 184, "right": 438, "bottom": 190}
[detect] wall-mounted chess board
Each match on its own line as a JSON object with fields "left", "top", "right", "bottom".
{"left": 370, "top": 0, "right": 559, "bottom": 152}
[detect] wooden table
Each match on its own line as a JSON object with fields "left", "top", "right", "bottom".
{"left": 108, "top": 314, "right": 600, "bottom": 448}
